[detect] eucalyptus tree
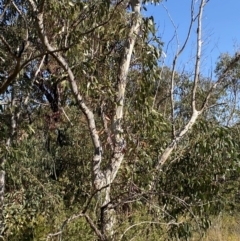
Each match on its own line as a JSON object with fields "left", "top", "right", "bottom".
{"left": 0, "top": 0, "right": 162, "bottom": 239}
{"left": 1, "top": 0, "right": 240, "bottom": 240}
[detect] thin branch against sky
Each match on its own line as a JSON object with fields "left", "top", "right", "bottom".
{"left": 144, "top": 0, "right": 240, "bottom": 77}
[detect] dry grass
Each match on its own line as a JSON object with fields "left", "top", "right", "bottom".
{"left": 202, "top": 213, "right": 240, "bottom": 241}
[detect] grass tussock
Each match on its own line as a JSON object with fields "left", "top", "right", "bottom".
{"left": 202, "top": 213, "right": 240, "bottom": 241}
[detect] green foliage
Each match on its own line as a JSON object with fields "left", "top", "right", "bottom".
{"left": 1, "top": 0, "right": 240, "bottom": 240}
{"left": 154, "top": 121, "right": 240, "bottom": 240}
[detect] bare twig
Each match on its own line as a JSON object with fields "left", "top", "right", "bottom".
{"left": 151, "top": 0, "right": 207, "bottom": 187}
{"left": 162, "top": 1, "right": 196, "bottom": 138}
{"left": 0, "top": 1, "right": 11, "bottom": 20}
{"left": 119, "top": 220, "right": 182, "bottom": 241}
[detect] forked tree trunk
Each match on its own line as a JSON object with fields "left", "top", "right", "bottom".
{"left": 28, "top": 0, "right": 141, "bottom": 239}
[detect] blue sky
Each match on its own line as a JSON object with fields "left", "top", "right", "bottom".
{"left": 144, "top": 0, "right": 240, "bottom": 77}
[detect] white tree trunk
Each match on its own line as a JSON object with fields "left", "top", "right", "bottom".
{"left": 151, "top": 0, "right": 206, "bottom": 188}
{"left": 98, "top": 1, "right": 142, "bottom": 237}
{"left": 28, "top": 0, "right": 142, "bottom": 238}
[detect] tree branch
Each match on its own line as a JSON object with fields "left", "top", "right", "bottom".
{"left": 151, "top": 0, "right": 207, "bottom": 187}
{"left": 27, "top": 0, "right": 103, "bottom": 189}
{"left": 201, "top": 52, "right": 240, "bottom": 111}
{"left": 106, "top": 0, "right": 142, "bottom": 184}
{"left": 192, "top": 0, "right": 205, "bottom": 112}
{"left": 0, "top": 57, "right": 21, "bottom": 94}
{"left": 162, "top": 1, "right": 196, "bottom": 138}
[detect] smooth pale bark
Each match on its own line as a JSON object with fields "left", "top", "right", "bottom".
{"left": 155, "top": 110, "right": 200, "bottom": 171}
{"left": 151, "top": 0, "right": 205, "bottom": 188}
{"left": 29, "top": 0, "right": 103, "bottom": 187}
{"left": 152, "top": 0, "right": 240, "bottom": 189}
{"left": 28, "top": 0, "right": 141, "bottom": 238}
{"left": 99, "top": 0, "right": 142, "bottom": 236}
